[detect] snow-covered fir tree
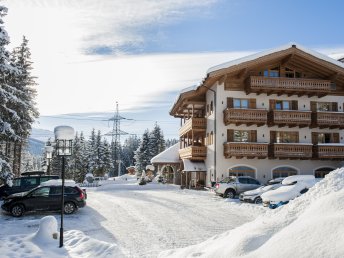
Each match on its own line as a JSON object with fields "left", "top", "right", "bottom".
{"left": 122, "top": 135, "right": 140, "bottom": 168}
{"left": 134, "top": 129, "right": 151, "bottom": 172}
{"left": 165, "top": 138, "right": 178, "bottom": 148}
{"left": 148, "top": 123, "right": 165, "bottom": 158}
{"left": 0, "top": 6, "right": 19, "bottom": 184}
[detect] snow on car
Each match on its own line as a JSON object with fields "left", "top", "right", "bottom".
{"left": 261, "top": 175, "right": 317, "bottom": 209}
{"left": 239, "top": 183, "right": 282, "bottom": 204}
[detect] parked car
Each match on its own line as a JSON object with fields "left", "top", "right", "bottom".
{"left": 1, "top": 180, "right": 86, "bottom": 217}
{"left": 215, "top": 176, "right": 261, "bottom": 198}
{"left": 261, "top": 175, "right": 316, "bottom": 209}
{"left": 266, "top": 177, "right": 285, "bottom": 185}
{"left": 239, "top": 183, "right": 282, "bottom": 204}
{"left": 0, "top": 172, "right": 59, "bottom": 199}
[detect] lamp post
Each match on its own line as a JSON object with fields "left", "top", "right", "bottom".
{"left": 54, "top": 126, "right": 74, "bottom": 248}
{"left": 44, "top": 145, "right": 53, "bottom": 175}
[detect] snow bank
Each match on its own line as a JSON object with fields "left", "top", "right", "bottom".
{"left": 159, "top": 168, "right": 344, "bottom": 258}
{"left": 0, "top": 216, "right": 120, "bottom": 258}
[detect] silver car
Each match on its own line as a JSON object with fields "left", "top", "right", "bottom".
{"left": 239, "top": 184, "right": 282, "bottom": 204}
{"left": 215, "top": 176, "right": 261, "bottom": 199}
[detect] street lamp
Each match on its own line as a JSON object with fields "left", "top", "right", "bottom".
{"left": 44, "top": 145, "right": 53, "bottom": 175}
{"left": 54, "top": 126, "right": 74, "bottom": 248}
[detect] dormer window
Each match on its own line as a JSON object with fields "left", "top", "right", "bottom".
{"left": 262, "top": 67, "right": 280, "bottom": 77}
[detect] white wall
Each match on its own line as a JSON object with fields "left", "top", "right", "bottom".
{"left": 204, "top": 82, "right": 344, "bottom": 184}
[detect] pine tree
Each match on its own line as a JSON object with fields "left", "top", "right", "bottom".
{"left": 134, "top": 129, "right": 150, "bottom": 172}
{"left": 87, "top": 128, "right": 97, "bottom": 175}
{"left": 9, "top": 36, "right": 39, "bottom": 175}
{"left": 0, "top": 6, "right": 19, "bottom": 184}
{"left": 149, "top": 123, "right": 165, "bottom": 159}
{"left": 122, "top": 135, "right": 140, "bottom": 168}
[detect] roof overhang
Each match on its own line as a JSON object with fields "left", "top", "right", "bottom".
{"left": 170, "top": 43, "right": 344, "bottom": 117}
{"left": 182, "top": 159, "right": 207, "bottom": 172}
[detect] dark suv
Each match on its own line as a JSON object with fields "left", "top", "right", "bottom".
{"left": 0, "top": 172, "right": 59, "bottom": 199}
{"left": 1, "top": 185, "right": 86, "bottom": 217}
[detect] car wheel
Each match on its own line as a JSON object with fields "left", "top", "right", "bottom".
{"left": 64, "top": 202, "right": 76, "bottom": 214}
{"left": 254, "top": 197, "right": 262, "bottom": 204}
{"left": 224, "top": 189, "right": 235, "bottom": 199}
{"left": 11, "top": 204, "right": 24, "bottom": 217}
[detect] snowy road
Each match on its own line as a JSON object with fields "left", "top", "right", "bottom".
{"left": 0, "top": 180, "right": 265, "bottom": 258}
{"left": 80, "top": 181, "right": 264, "bottom": 257}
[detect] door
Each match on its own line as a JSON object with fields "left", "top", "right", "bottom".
{"left": 237, "top": 178, "right": 253, "bottom": 193}
{"left": 24, "top": 187, "right": 51, "bottom": 211}
{"left": 247, "top": 178, "right": 261, "bottom": 191}
{"left": 49, "top": 186, "right": 63, "bottom": 211}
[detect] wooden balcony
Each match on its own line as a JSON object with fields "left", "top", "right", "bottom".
{"left": 314, "top": 112, "right": 344, "bottom": 129}
{"left": 179, "top": 118, "right": 206, "bottom": 136}
{"left": 270, "top": 110, "right": 312, "bottom": 127}
{"left": 315, "top": 144, "right": 344, "bottom": 159}
{"left": 224, "top": 108, "right": 268, "bottom": 126}
{"left": 247, "top": 76, "right": 333, "bottom": 97}
{"left": 273, "top": 143, "right": 313, "bottom": 159}
{"left": 224, "top": 142, "right": 268, "bottom": 159}
{"left": 179, "top": 146, "right": 207, "bottom": 160}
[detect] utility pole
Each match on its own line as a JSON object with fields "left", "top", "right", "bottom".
{"left": 105, "top": 102, "right": 129, "bottom": 177}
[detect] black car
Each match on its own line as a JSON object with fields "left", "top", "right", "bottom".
{"left": 1, "top": 185, "right": 86, "bottom": 217}
{"left": 0, "top": 173, "right": 59, "bottom": 199}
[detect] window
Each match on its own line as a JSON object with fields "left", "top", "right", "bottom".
{"left": 234, "top": 130, "right": 249, "bottom": 142}
{"left": 285, "top": 67, "right": 302, "bottom": 78}
{"left": 274, "top": 131, "right": 298, "bottom": 143}
{"left": 238, "top": 178, "right": 249, "bottom": 184}
{"left": 13, "top": 179, "right": 21, "bottom": 187}
{"left": 233, "top": 98, "right": 249, "bottom": 108}
{"left": 272, "top": 167, "right": 297, "bottom": 179}
{"left": 262, "top": 67, "right": 280, "bottom": 77}
{"left": 275, "top": 100, "right": 290, "bottom": 110}
{"left": 316, "top": 133, "right": 339, "bottom": 144}
{"left": 22, "top": 178, "right": 38, "bottom": 187}
{"left": 229, "top": 166, "right": 255, "bottom": 178}
{"left": 210, "top": 101, "right": 214, "bottom": 114}
{"left": 248, "top": 178, "right": 260, "bottom": 185}
{"left": 316, "top": 102, "right": 337, "bottom": 112}
{"left": 210, "top": 131, "right": 214, "bottom": 145}
{"left": 314, "top": 167, "right": 333, "bottom": 178}
{"left": 31, "top": 187, "right": 50, "bottom": 197}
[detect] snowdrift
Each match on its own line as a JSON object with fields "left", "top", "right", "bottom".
{"left": 0, "top": 216, "right": 120, "bottom": 258}
{"left": 159, "top": 168, "right": 344, "bottom": 258}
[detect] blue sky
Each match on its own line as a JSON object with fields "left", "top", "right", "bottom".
{"left": 91, "top": 0, "right": 344, "bottom": 54}
{"left": 3, "top": 0, "right": 344, "bottom": 138}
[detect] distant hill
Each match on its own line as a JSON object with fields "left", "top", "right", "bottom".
{"left": 30, "top": 128, "right": 54, "bottom": 142}
{"left": 27, "top": 138, "right": 45, "bottom": 156}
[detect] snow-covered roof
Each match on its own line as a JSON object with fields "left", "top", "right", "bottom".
{"left": 151, "top": 143, "right": 180, "bottom": 164}
{"left": 207, "top": 42, "right": 344, "bottom": 74}
{"left": 170, "top": 43, "right": 344, "bottom": 115}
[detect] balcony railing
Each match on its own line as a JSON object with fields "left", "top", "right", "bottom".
{"left": 247, "top": 76, "right": 332, "bottom": 96}
{"left": 273, "top": 143, "right": 313, "bottom": 159}
{"left": 224, "top": 108, "right": 268, "bottom": 126}
{"left": 224, "top": 142, "right": 268, "bottom": 159}
{"left": 271, "top": 110, "right": 312, "bottom": 127}
{"left": 179, "top": 146, "right": 207, "bottom": 160}
{"left": 179, "top": 118, "right": 206, "bottom": 136}
{"left": 315, "top": 144, "right": 344, "bottom": 159}
{"left": 314, "top": 112, "right": 344, "bottom": 129}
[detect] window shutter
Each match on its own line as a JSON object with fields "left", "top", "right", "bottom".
{"left": 227, "top": 129, "right": 234, "bottom": 142}
{"left": 333, "top": 133, "right": 340, "bottom": 143}
{"left": 310, "top": 101, "right": 317, "bottom": 112}
{"left": 249, "top": 99, "right": 256, "bottom": 109}
{"left": 270, "top": 131, "right": 276, "bottom": 143}
{"left": 311, "top": 132, "right": 318, "bottom": 144}
{"left": 269, "top": 99, "right": 276, "bottom": 110}
{"left": 227, "top": 97, "right": 233, "bottom": 108}
{"left": 292, "top": 100, "right": 298, "bottom": 110}
{"left": 250, "top": 130, "right": 257, "bottom": 142}
{"left": 332, "top": 102, "right": 338, "bottom": 112}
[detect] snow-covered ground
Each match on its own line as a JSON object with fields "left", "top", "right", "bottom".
{"left": 160, "top": 168, "right": 344, "bottom": 258}
{"left": 0, "top": 176, "right": 264, "bottom": 258}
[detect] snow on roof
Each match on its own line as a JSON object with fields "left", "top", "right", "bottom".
{"left": 171, "top": 43, "right": 344, "bottom": 114}
{"left": 40, "top": 179, "right": 77, "bottom": 187}
{"left": 151, "top": 143, "right": 180, "bottom": 164}
{"left": 207, "top": 42, "right": 344, "bottom": 74}
{"left": 54, "top": 126, "right": 75, "bottom": 140}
